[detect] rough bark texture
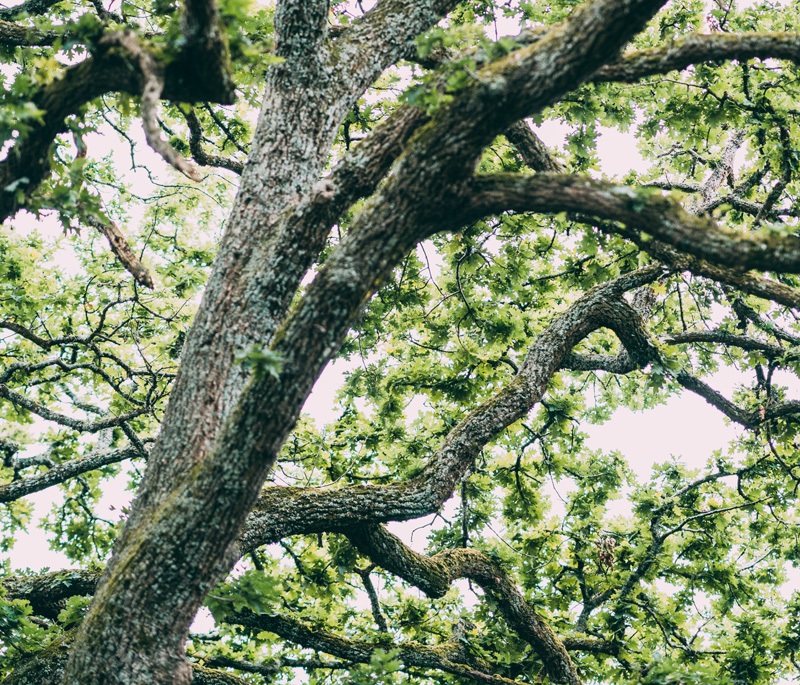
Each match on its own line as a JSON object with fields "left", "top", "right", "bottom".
{"left": 4, "top": 0, "right": 800, "bottom": 682}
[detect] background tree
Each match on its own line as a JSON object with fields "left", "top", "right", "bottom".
{"left": 3, "top": 0, "right": 800, "bottom": 682}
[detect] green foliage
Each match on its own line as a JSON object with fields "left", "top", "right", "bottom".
{"left": 206, "top": 569, "right": 284, "bottom": 622}
{"left": 0, "top": 590, "right": 59, "bottom": 673}
{"left": 4, "top": 0, "right": 800, "bottom": 683}
{"left": 347, "top": 648, "right": 402, "bottom": 684}
{"left": 57, "top": 595, "right": 93, "bottom": 628}
{"left": 236, "top": 346, "right": 284, "bottom": 382}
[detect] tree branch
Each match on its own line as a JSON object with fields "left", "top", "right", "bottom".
{"left": 2, "top": 569, "right": 101, "bottom": 619}
{"left": 329, "top": 0, "right": 460, "bottom": 98}
{"left": 356, "top": 566, "right": 389, "bottom": 633}
{"left": 0, "top": 2, "right": 235, "bottom": 222}
{"left": 182, "top": 108, "right": 244, "bottom": 175}
{"left": 204, "top": 655, "right": 353, "bottom": 676}
{"left": 626, "top": 238, "right": 800, "bottom": 310}
{"left": 566, "top": 328, "right": 799, "bottom": 375}
{"left": 689, "top": 129, "right": 745, "bottom": 215}
{"left": 0, "top": 382, "right": 148, "bottom": 432}
{"left": 505, "top": 121, "right": 565, "bottom": 173}
{"left": 0, "top": 0, "right": 60, "bottom": 20}
{"left": 664, "top": 330, "right": 791, "bottom": 358}
{"left": 461, "top": 173, "right": 800, "bottom": 273}
{"left": 273, "top": 0, "right": 330, "bottom": 62}
{"left": 0, "top": 445, "right": 143, "bottom": 503}
{"left": 674, "top": 371, "right": 800, "bottom": 428}
{"left": 0, "top": 634, "right": 250, "bottom": 685}
{"left": 85, "top": 214, "right": 155, "bottom": 288}
{"left": 98, "top": 31, "right": 201, "bottom": 181}
{"left": 0, "top": 17, "right": 57, "bottom": 45}
{"left": 230, "top": 610, "right": 526, "bottom": 685}
{"left": 348, "top": 524, "right": 581, "bottom": 685}
{"left": 238, "top": 266, "right": 666, "bottom": 553}
{"left": 594, "top": 32, "right": 800, "bottom": 83}
{"left": 173, "top": 0, "right": 235, "bottom": 104}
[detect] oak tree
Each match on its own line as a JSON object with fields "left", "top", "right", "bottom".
{"left": 3, "top": 0, "right": 800, "bottom": 683}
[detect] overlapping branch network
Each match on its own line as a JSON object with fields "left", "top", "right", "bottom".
{"left": 5, "top": 260, "right": 796, "bottom": 682}
{"left": 0, "top": 293, "right": 171, "bottom": 503}
{"left": 4, "top": 0, "right": 800, "bottom": 682}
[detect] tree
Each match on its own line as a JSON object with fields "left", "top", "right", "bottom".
{"left": 4, "top": 0, "right": 800, "bottom": 681}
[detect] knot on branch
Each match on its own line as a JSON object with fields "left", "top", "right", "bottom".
{"left": 596, "top": 296, "right": 661, "bottom": 368}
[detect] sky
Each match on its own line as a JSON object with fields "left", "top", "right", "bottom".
{"left": 1, "top": 36, "right": 775, "bottom": 574}
{"left": 3, "top": 1, "right": 800, "bottom": 676}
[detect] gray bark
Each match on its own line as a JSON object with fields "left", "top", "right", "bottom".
{"left": 60, "top": 0, "right": 670, "bottom": 680}
{"left": 0, "top": 0, "right": 792, "bottom": 682}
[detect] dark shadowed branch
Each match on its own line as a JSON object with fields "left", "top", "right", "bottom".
{"left": 348, "top": 523, "right": 581, "bottom": 685}
{"left": 461, "top": 173, "right": 800, "bottom": 273}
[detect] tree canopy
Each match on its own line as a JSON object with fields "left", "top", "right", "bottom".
{"left": 4, "top": 0, "right": 800, "bottom": 682}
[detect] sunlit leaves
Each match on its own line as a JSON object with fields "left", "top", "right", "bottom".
{"left": 5, "top": 0, "right": 800, "bottom": 682}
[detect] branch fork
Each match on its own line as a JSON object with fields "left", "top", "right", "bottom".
{"left": 98, "top": 30, "right": 201, "bottom": 182}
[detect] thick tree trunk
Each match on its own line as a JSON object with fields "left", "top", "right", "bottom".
{"left": 61, "top": 27, "right": 343, "bottom": 685}
{"left": 60, "top": 3, "right": 457, "bottom": 681}
{"left": 58, "top": 0, "right": 668, "bottom": 681}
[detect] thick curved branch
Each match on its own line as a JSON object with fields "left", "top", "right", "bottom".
{"left": 594, "top": 32, "right": 800, "bottom": 83}
{"left": 629, "top": 238, "right": 800, "bottom": 310}
{"left": 0, "top": 0, "right": 60, "bottom": 20}
{"left": 558, "top": 296, "right": 800, "bottom": 428}
{"left": 0, "top": 17, "right": 57, "bottom": 45}
{"left": 567, "top": 328, "right": 798, "bottom": 375}
{"left": 461, "top": 173, "right": 800, "bottom": 273}
{"left": 0, "top": 55, "right": 170, "bottom": 221}
{"left": 230, "top": 610, "right": 524, "bottom": 685}
{"left": 204, "top": 655, "right": 353, "bottom": 676}
{"left": 348, "top": 524, "right": 581, "bottom": 685}
{"left": 1, "top": 55, "right": 134, "bottom": 223}
{"left": 2, "top": 570, "right": 101, "bottom": 619}
{"left": 0, "top": 445, "right": 142, "bottom": 503}
{"left": 562, "top": 292, "right": 661, "bottom": 373}
{"left": 238, "top": 266, "right": 665, "bottom": 553}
